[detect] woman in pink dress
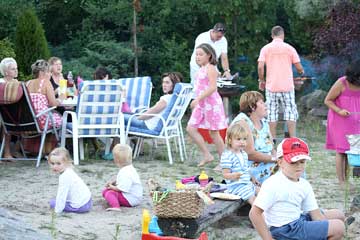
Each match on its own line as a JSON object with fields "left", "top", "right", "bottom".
{"left": 187, "top": 43, "right": 227, "bottom": 167}
{"left": 325, "top": 60, "right": 360, "bottom": 186}
{"left": 26, "top": 59, "right": 65, "bottom": 130}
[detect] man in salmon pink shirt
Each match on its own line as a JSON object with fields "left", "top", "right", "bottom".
{"left": 257, "top": 26, "right": 304, "bottom": 139}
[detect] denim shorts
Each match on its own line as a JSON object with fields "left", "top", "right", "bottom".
{"left": 270, "top": 213, "right": 328, "bottom": 240}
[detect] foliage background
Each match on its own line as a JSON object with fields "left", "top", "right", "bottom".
{"left": 0, "top": 0, "right": 359, "bottom": 105}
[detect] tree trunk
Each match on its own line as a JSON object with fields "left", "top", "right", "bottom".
{"left": 133, "top": 8, "right": 138, "bottom": 77}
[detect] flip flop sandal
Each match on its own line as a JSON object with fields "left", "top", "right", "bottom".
{"left": 102, "top": 152, "right": 114, "bottom": 161}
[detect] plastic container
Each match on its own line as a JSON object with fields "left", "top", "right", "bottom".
{"left": 175, "top": 180, "right": 185, "bottom": 190}
{"left": 199, "top": 171, "right": 209, "bottom": 187}
{"left": 142, "top": 209, "right": 151, "bottom": 234}
{"left": 59, "top": 79, "right": 67, "bottom": 98}
{"left": 346, "top": 151, "right": 360, "bottom": 166}
{"left": 149, "top": 216, "right": 163, "bottom": 236}
{"left": 67, "top": 71, "right": 75, "bottom": 97}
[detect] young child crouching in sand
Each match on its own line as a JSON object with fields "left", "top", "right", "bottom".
{"left": 102, "top": 144, "right": 143, "bottom": 211}
{"left": 220, "top": 124, "right": 259, "bottom": 204}
{"left": 48, "top": 147, "right": 92, "bottom": 214}
{"left": 250, "top": 137, "right": 345, "bottom": 240}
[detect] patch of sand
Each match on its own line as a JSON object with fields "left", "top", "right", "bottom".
{"left": 0, "top": 138, "right": 359, "bottom": 239}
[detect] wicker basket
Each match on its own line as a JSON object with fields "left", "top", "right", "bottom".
{"left": 151, "top": 190, "right": 205, "bottom": 218}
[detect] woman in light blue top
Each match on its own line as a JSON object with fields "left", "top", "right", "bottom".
{"left": 231, "top": 91, "right": 277, "bottom": 184}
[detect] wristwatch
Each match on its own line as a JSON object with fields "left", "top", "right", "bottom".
{"left": 224, "top": 69, "right": 230, "bottom": 72}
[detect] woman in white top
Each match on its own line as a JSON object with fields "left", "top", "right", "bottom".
{"left": 123, "top": 72, "right": 183, "bottom": 130}
{"left": 0, "top": 57, "right": 18, "bottom": 160}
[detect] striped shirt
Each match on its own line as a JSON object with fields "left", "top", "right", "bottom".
{"left": 220, "top": 149, "right": 255, "bottom": 200}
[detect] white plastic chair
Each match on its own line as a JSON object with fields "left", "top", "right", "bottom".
{"left": 119, "top": 76, "right": 152, "bottom": 113}
{"left": 60, "top": 80, "right": 126, "bottom": 165}
{"left": 125, "top": 83, "right": 193, "bottom": 164}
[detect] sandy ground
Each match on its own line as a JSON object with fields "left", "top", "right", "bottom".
{"left": 1, "top": 120, "right": 360, "bottom": 240}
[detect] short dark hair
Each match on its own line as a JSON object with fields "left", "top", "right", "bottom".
{"left": 271, "top": 26, "right": 284, "bottom": 37}
{"left": 213, "top": 23, "right": 226, "bottom": 33}
{"left": 94, "top": 67, "right": 112, "bottom": 80}
{"left": 346, "top": 59, "right": 360, "bottom": 86}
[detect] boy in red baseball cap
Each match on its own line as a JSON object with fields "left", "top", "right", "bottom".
{"left": 249, "top": 137, "right": 345, "bottom": 240}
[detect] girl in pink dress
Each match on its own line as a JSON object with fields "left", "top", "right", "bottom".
{"left": 187, "top": 43, "right": 227, "bottom": 167}
{"left": 26, "top": 60, "right": 64, "bottom": 130}
{"left": 325, "top": 60, "right": 360, "bottom": 186}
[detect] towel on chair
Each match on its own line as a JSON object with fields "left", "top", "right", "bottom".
{"left": 0, "top": 80, "right": 23, "bottom": 104}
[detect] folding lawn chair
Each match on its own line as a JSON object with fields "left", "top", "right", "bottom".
{"left": 60, "top": 80, "right": 126, "bottom": 165}
{"left": 119, "top": 76, "right": 152, "bottom": 113}
{"left": 0, "top": 81, "right": 60, "bottom": 167}
{"left": 125, "top": 83, "right": 193, "bottom": 164}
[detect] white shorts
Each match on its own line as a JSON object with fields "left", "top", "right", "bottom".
{"left": 265, "top": 90, "right": 298, "bottom": 122}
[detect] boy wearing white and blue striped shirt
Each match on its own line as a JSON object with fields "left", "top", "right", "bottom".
{"left": 220, "top": 124, "right": 259, "bottom": 204}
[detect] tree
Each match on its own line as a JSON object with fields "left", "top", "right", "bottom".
{"left": 314, "top": 1, "right": 360, "bottom": 58}
{"left": 0, "top": 0, "right": 32, "bottom": 40}
{"left": 15, "top": 8, "right": 50, "bottom": 75}
{"left": 0, "top": 38, "right": 16, "bottom": 60}
{"left": 313, "top": 1, "right": 360, "bottom": 90}
{"left": 36, "top": 0, "right": 88, "bottom": 46}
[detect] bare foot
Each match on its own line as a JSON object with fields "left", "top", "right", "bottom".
{"left": 197, "top": 155, "right": 214, "bottom": 167}
{"left": 13, "top": 151, "right": 23, "bottom": 158}
{"left": 3, "top": 154, "right": 15, "bottom": 162}
{"left": 106, "top": 207, "right": 121, "bottom": 212}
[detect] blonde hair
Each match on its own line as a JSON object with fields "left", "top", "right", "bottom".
{"left": 239, "top": 91, "right": 264, "bottom": 116}
{"left": 48, "top": 147, "right": 72, "bottom": 166}
{"left": 48, "top": 57, "right": 61, "bottom": 65}
{"left": 31, "top": 59, "right": 50, "bottom": 78}
{"left": 112, "top": 144, "right": 132, "bottom": 166}
{"left": 225, "top": 123, "right": 248, "bottom": 148}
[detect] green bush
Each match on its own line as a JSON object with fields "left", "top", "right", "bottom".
{"left": 0, "top": 38, "right": 15, "bottom": 60}
{"left": 15, "top": 8, "right": 50, "bottom": 75}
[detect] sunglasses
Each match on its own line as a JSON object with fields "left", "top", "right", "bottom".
{"left": 214, "top": 28, "right": 226, "bottom": 33}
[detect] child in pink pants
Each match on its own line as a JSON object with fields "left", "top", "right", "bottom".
{"left": 102, "top": 144, "right": 143, "bottom": 211}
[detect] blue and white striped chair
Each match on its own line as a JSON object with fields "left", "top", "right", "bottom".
{"left": 119, "top": 76, "right": 152, "bottom": 113}
{"left": 60, "top": 80, "right": 126, "bottom": 165}
{"left": 125, "top": 83, "right": 193, "bottom": 164}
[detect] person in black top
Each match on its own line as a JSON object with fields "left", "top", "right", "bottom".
{"left": 49, "top": 57, "right": 65, "bottom": 94}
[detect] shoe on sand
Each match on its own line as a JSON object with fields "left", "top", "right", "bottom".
{"left": 102, "top": 153, "right": 113, "bottom": 161}
{"left": 345, "top": 216, "right": 355, "bottom": 226}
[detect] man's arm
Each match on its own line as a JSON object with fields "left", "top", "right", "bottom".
{"left": 294, "top": 62, "right": 304, "bottom": 75}
{"left": 220, "top": 53, "right": 231, "bottom": 79}
{"left": 257, "top": 61, "right": 265, "bottom": 91}
{"left": 249, "top": 205, "right": 274, "bottom": 240}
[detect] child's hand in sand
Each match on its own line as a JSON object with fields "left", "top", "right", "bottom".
{"left": 105, "top": 180, "right": 116, "bottom": 188}
{"left": 107, "top": 183, "right": 119, "bottom": 191}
